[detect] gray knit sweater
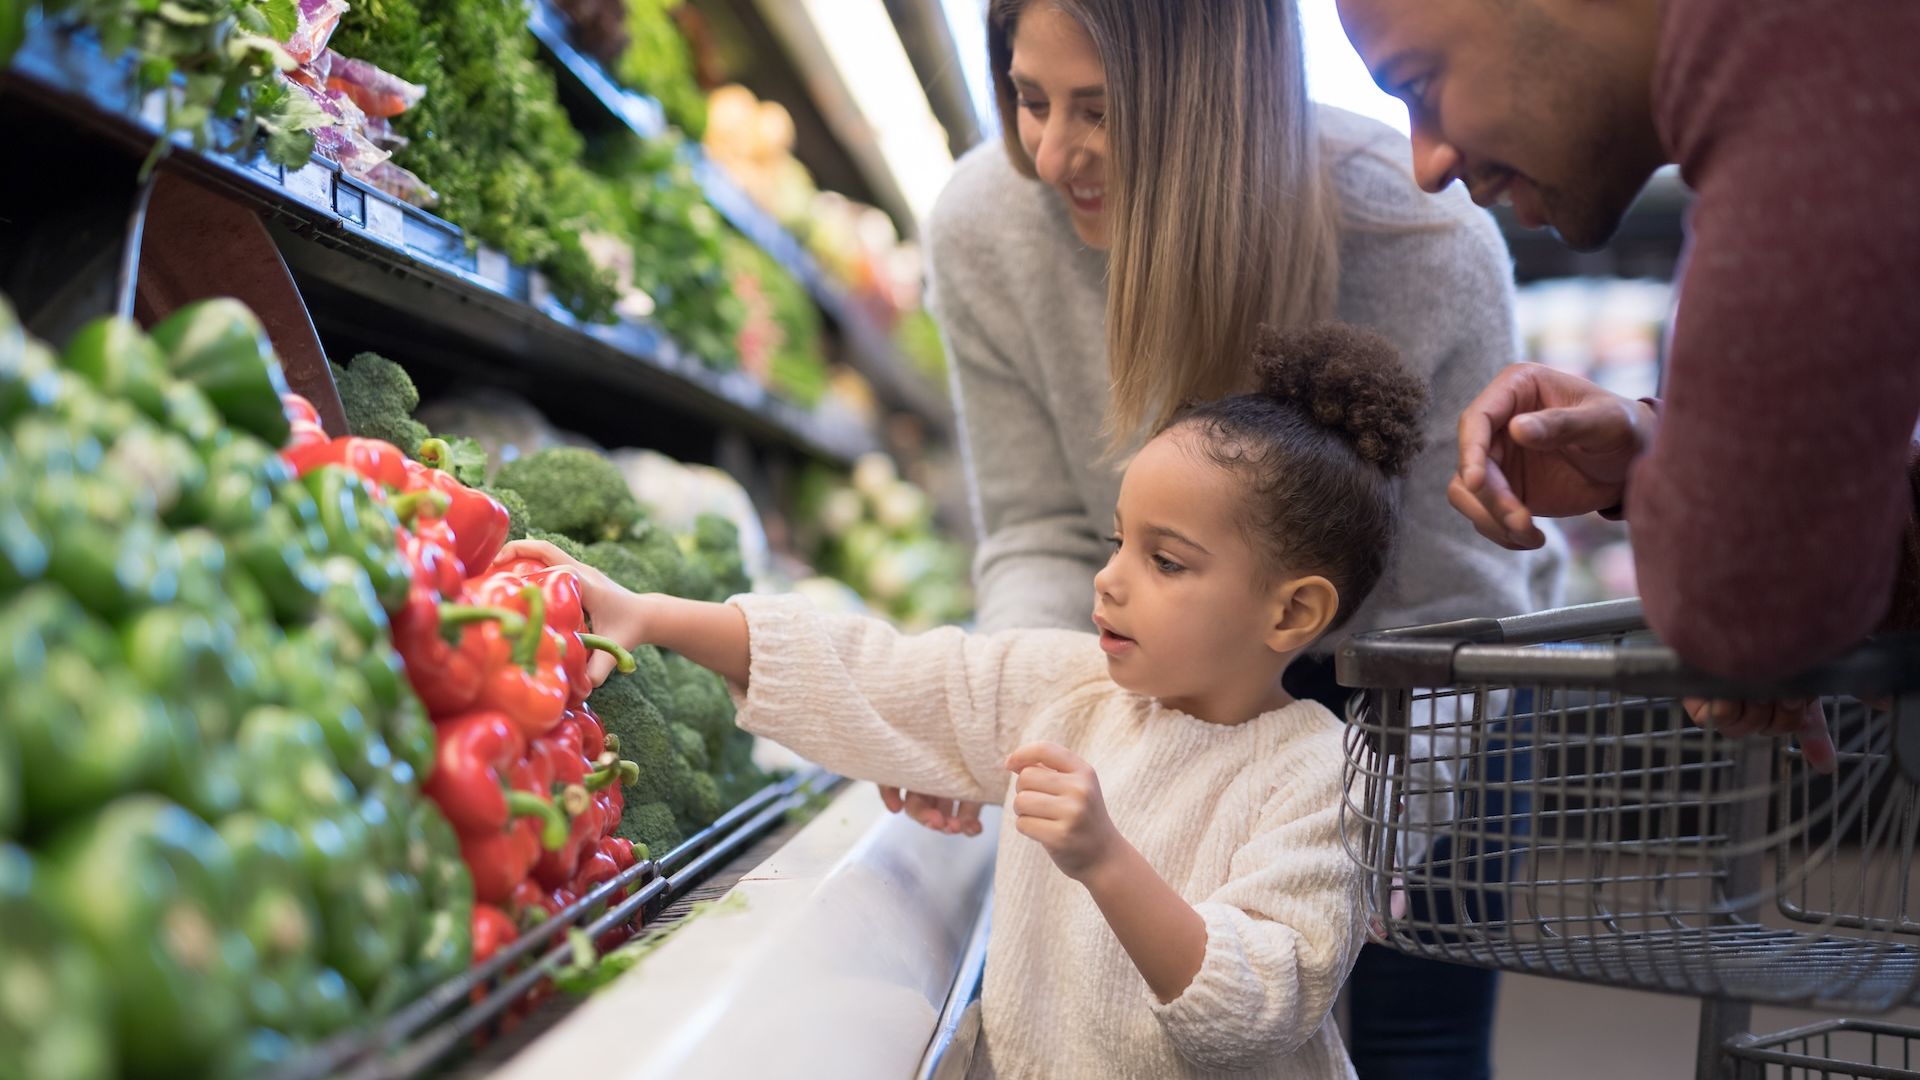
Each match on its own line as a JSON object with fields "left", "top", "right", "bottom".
{"left": 926, "top": 105, "right": 1564, "bottom": 643}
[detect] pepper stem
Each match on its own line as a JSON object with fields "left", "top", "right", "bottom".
{"left": 417, "top": 437, "right": 452, "bottom": 472}
{"left": 388, "top": 488, "right": 450, "bottom": 527}
{"left": 561, "top": 784, "right": 591, "bottom": 817}
{"left": 505, "top": 790, "right": 570, "bottom": 852}
{"left": 437, "top": 604, "right": 527, "bottom": 644}
{"left": 602, "top": 732, "right": 621, "bottom": 755}
{"left": 512, "top": 584, "right": 545, "bottom": 671}
{"left": 583, "top": 759, "right": 639, "bottom": 790}
{"left": 578, "top": 633, "right": 636, "bottom": 675}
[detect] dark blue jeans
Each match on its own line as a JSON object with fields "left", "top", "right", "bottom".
{"left": 1285, "top": 656, "right": 1510, "bottom": 1080}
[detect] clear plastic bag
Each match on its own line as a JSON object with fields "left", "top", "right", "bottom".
{"left": 323, "top": 50, "right": 426, "bottom": 119}
{"left": 285, "top": 0, "right": 349, "bottom": 66}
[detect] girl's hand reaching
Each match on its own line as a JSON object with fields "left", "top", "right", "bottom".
{"left": 494, "top": 539, "right": 650, "bottom": 684}
{"left": 1006, "top": 742, "right": 1118, "bottom": 882}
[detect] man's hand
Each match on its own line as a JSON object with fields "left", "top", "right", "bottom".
{"left": 1451, "top": 364, "right": 1658, "bottom": 549}
{"left": 1683, "top": 697, "right": 1837, "bottom": 774}
{"left": 1005, "top": 742, "right": 1117, "bottom": 881}
{"left": 877, "top": 788, "right": 985, "bottom": 836}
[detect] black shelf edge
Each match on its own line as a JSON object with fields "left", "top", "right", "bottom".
{"left": 526, "top": 0, "right": 953, "bottom": 434}
{"left": 5, "top": 18, "right": 878, "bottom": 466}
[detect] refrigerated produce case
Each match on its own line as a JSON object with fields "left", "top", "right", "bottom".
{"left": 1, "top": 3, "right": 989, "bottom": 1075}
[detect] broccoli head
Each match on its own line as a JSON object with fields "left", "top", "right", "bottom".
{"left": 590, "top": 670, "right": 715, "bottom": 833}
{"left": 333, "top": 353, "right": 429, "bottom": 455}
{"left": 493, "top": 446, "right": 641, "bottom": 543}
{"left": 714, "top": 728, "right": 769, "bottom": 807}
{"left": 619, "top": 801, "right": 681, "bottom": 861}
{"left": 662, "top": 652, "right": 735, "bottom": 765}
{"left": 581, "top": 538, "right": 678, "bottom": 597}
{"left": 682, "top": 513, "right": 751, "bottom": 599}
{"left": 522, "top": 528, "right": 587, "bottom": 564}
{"left": 617, "top": 521, "right": 693, "bottom": 597}
{"left": 669, "top": 722, "right": 709, "bottom": 771}
{"left": 479, "top": 485, "right": 532, "bottom": 541}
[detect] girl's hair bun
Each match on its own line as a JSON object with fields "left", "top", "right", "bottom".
{"left": 1250, "top": 323, "right": 1427, "bottom": 476}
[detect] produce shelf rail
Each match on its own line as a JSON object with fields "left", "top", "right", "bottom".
{"left": 269, "top": 766, "right": 841, "bottom": 1080}
{"left": 526, "top": 0, "right": 955, "bottom": 432}
{"left": 4, "top": 18, "right": 880, "bottom": 466}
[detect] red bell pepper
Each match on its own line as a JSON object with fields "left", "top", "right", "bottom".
{"left": 463, "top": 576, "right": 571, "bottom": 738}
{"left": 285, "top": 434, "right": 412, "bottom": 489}
{"left": 567, "top": 705, "right": 608, "bottom": 761}
{"left": 492, "top": 561, "right": 637, "bottom": 704}
{"left": 398, "top": 518, "right": 466, "bottom": 599}
{"left": 409, "top": 439, "right": 510, "bottom": 574}
{"left": 282, "top": 393, "right": 328, "bottom": 453}
{"left": 472, "top": 903, "right": 518, "bottom": 965}
{"left": 391, "top": 585, "right": 524, "bottom": 716}
{"left": 425, "top": 712, "right": 552, "bottom": 835}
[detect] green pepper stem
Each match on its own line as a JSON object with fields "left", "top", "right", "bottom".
{"left": 561, "top": 784, "right": 591, "bottom": 817}
{"left": 505, "top": 790, "right": 570, "bottom": 852}
{"left": 512, "top": 584, "right": 545, "bottom": 672}
{"left": 602, "top": 732, "right": 621, "bottom": 755}
{"left": 388, "top": 488, "right": 450, "bottom": 527}
{"left": 578, "top": 633, "right": 636, "bottom": 674}
{"left": 582, "top": 759, "right": 639, "bottom": 791}
{"left": 437, "top": 603, "right": 527, "bottom": 640}
{"left": 417, "top": 437, "right": 452, "bottom": 472}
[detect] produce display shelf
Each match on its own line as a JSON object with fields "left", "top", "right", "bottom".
{"left": 271, "top": 766, "right": 841, "bottom": 1080}
{"left": 527, "top": 0, "right": 954, "bottom": 433}
{"left": 4, "top": 19, "right": 880, "bottom": 467}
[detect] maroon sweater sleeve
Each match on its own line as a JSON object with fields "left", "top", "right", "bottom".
{"left": 1631, "top": 0, "right": 1920, "bottom": 681}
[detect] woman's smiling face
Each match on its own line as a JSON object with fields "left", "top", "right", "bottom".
{"left": 1008, "top": 3, "right": 1112, "bottom": 249}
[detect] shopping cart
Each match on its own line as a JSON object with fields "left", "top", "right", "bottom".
{"left": 1337, "top": 599, "right": 1920, "bottom": 1079}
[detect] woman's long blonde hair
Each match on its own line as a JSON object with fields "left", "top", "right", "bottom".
{"left": 987, "top": 0, "right": 1342, "bottom": 450}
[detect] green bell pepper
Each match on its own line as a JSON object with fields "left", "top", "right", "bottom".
{"left": 233, "top": 503, "right": 323, "bottom": 626}
{"left": 3, "top": 590, "right": 177, "bottom": 829}
{"left": 218, "top": 814, "right": 322, "bottom": 1034}
{"left": 0, "top": 440, "right": 49, "bottom": 596}
{"left": 305, "top": 466, "right": 411, "bottom": 611}
{"left": 321, "top": 862, "right": 409, "bottom": 1002}
{"left": 161, "top": 379, "right": 228, "bottom": 450}
{"left": 0, "top": 844, "right": 114, "bottom": 1080}
{"left": 60, "top": 316, "right": 170, "bottom": 422}
{"left": 0, "top": 722, "right": 18, "bottom": 840}
{"left": 232, "top": 708, "right": 369, "bottom": 897}
{"left": 148, "top": 299, "right": 292, "bottom": 448}
{"left": 37, "top": 797, "right": 252, "bottom": 1078}
{"left": 296, "top": 967, "right": 364, "bottom": 1040}
{"left": 200, "top": 437, "right": 286, "bottom": 537}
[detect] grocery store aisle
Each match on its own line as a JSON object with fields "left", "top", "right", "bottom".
{"left": 1492, "top": 972, "right": 1920, "bottom": 1078}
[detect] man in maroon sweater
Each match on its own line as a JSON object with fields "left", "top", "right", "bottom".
{"left": 1337, "top": 0, "right": 1920, "bottom": 696}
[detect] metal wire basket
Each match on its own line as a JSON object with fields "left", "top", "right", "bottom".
{"left": 1725, "top": 1019, "right": 1920, "bottom": 1079}
{"left": 1337, "top": 599, "right": 1920, "bottom": 1012}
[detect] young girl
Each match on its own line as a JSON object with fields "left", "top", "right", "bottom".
{"left": 505, "top": 324, "right": 1425, "bottom": 1079}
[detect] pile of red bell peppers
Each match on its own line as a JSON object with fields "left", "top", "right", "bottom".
{"left": 282, "top": 399, "right": 643, "bottom": 969}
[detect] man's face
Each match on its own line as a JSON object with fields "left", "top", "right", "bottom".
{"left": 1336, "top": 0, "right": 1668, "bottom": 252}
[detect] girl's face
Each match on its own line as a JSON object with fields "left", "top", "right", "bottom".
{"left": 1009, "top": 3, "right": 1111, "bottom": 249}
{"left": 1093, "top": 430, "right": 1328, "bottom": 723}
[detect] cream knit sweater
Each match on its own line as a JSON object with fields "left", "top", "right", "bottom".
{"left": 728, "top": 594, "right": 1364, "bottom": 1080}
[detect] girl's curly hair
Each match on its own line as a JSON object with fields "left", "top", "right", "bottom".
{"left": 1166, "top": 323, "right": 1427, "bottom": 634}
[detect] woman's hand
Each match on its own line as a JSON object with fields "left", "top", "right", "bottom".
{"left": 877, "top": 788, "right": 986, "bottom": 837}
{"left": 1005, "top": 742, "right": 1117, "bottom": 882}
{"left": 494, "top": 539, "right": 650, "bottom": 684}
{"left": 1451, "top": 364, "right": 1658, "bottom": 549}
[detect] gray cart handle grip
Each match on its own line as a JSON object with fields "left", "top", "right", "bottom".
{"left": 1336, "top": 598, "right": 1920, "bottom": 700}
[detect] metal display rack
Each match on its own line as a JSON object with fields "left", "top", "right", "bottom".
{"left": 271, "top": 767, "right": 840, "bottom": 1080}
